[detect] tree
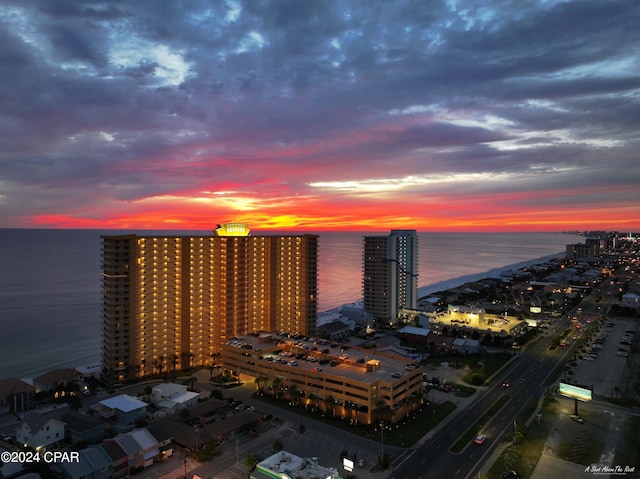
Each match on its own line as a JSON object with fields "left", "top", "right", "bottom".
{"left": 169, "top": 353, "right": 178, "bottom": 372}
{"left": 324, "top": 395, "right": 336, "bottom": 418}
{"left": 288, "top": 385, "right": 298, "bottom": 406}
{"left": 255, "top": 375, "right": 269, "bottom": 391}
{"left": 272, "top": 439, "right": 284, "bottom": 453}
{"left": 245, "top": 453, "right": 259, "bottom": 471}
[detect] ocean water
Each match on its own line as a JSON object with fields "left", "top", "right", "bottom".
{"left": 0, "top": 229, "right": 579, "bottom": 379}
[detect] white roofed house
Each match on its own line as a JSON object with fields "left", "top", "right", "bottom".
{"left": 150, "top": 383, "right": 199, "bottom": 413}
{"left": 92, "top": 394, "right": 148, "bottom": 431}
{"left": 126, "top": 428, "right": 160, "bottom": 468}
{"left": 16, "top": 411, "right": 65, "bottom": 449}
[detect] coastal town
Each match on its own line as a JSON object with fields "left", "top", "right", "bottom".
{"left": 1, "top": 230, "right": 638, "bottom": 479}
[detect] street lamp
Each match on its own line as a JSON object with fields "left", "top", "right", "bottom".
{"left": 380, "top": 421, "right": 384, "bottom": 467}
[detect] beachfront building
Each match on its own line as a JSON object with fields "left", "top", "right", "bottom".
{"left": 222, "top": 333, "right": 423, "bottom": 425}
{"left": 363, "top": 230, "right": 418, "bottom": 325}
{"left": 0, "top": 378, "right": 35, "bottom": 414}
{"left": 100, "top": 224, "right": 318, "bottom": 383}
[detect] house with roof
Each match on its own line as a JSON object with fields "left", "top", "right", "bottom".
{"left": 318, "top": 320, "right": 351, "bottom": 341}
{"left": 60, "top": 445, "right": 113, "bottom": 479}
{"left": 100, "top": 439, "right": 129, "bottom": 478}
{"left": 32, "top": 368, "right": 84, "bottom": 394}
{"left": 60, "top": 413, "right": 105, "bottom": 446}
{"left": 397, "top": 325, "right": 431, "bottom": 344}
{"left": 451, "top": 338, "right": 481, "bottom": 354}
{"left": 16, "top": 411, "right": 65, "bottom": 449}
{"left": 112, "top": 434, "right": 145, "bottom": 471}
{"left": 92, "top": 394, "right": 147, "bottom": 430}
{"left": 147, "top": 422, "right": 174, "bottom": 459}
{"left": 150, "top": 383, "right": 199, "bottom": 412}
{"left": 0, "top": 377, "right": 35, "bottom": 414}
{"left": 126, "top": 429, "right": 160, "bottom": 467}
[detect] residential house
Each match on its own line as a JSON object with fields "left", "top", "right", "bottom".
{"left": 92, "top": 394, "right": 147, "bottom": 431}
{"left": 0, "top": 378, "right": 35, "bottom": 414}
{"left": 16, "top": 411, "right": 65, "bottom": 449}
{"left": 318, "top": 320, "right": 350, "bottom": 341}
{"left": 32, "top": 368, "right": 83, "bottom": 394}
{"left": 60, "top": 445, "right": 113, "bottom": 479}
{"left": 60, "top": 413, "right": 105, "bottom": 446}
{"left": 150, "top": 383, "right": 199, "bottom": 412}
{"left": 126, "top": 428, "right": 160, "bottom": 467}
{"left": 147, "top": 422, "right": 174, "bottom": 459}
{"left": 451, "top": 338, "right": 481, "bottom": 354}
{"left": 112, "top": 434, "right": 145, "bottom": 471}
{"left": 100, "top": 439, "right": 129, "bottom": 478}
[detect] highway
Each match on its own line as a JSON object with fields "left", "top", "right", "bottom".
{"left": 391, "top": 271, "right": 622, "bottom": 479}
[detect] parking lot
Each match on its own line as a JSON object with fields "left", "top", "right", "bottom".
{"left": 570, "top": 316, "right": 636, "bottom": 398}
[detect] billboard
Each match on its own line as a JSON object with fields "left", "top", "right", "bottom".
{"left": 559, "top": 382, "right": 592, "bottom": 402}
{"left": 530, "top": 306, "right": 542, "bottom": 314}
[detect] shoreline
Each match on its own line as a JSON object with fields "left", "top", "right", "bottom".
{"left": 13, "top": 253, "right": 565, "bottom": 383}
{"left": 416, "top": 252, "right": 563, "bottom": 298}
{"left": 320, "top": 252, "right": 564, "bottom": 315}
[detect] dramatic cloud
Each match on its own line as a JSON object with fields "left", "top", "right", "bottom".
{"left": 1, "top": 0, "right": 639, "bottom": 232}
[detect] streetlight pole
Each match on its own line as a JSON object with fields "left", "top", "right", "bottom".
{"left": 380, "top": 421, "right": 384, "bottom": 467}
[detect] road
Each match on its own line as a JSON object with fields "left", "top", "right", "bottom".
{"left": 391, "top": 262, "right": 633, "bottom": 479}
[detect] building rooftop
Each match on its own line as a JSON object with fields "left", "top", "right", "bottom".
{"left": 100, "top": 394, "right": 148, "bottom": 413}
{"left": 226, "top": 332, "right": 419, "bottom": 384}
{"left": 256, "top": 451, "right": 337, "bottom": 479}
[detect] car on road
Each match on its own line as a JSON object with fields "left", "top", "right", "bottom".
{"left": 502, "top": 380, "right": 512, "bottom": 388}
{"left": 570, "top": 414, "right": 584, "bottom": 423}
{"left": 473, "top": 434, "right": 486, "bottom": 445}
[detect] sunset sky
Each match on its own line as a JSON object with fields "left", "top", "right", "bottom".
{"left": 1, "top": 0, "right": 639, "bottom": 232}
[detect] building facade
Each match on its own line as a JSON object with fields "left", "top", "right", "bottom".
{"left": 363, "top": 230, "right": 418, "bottom": 324}
{"left": 223, "top": 334, "right": 423, "bottom": 425}
{"left": 101, "top": 225, "right": 318, "bottom": 383}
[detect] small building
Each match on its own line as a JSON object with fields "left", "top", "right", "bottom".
{"left": 150, "top": 383, "right": 199, "bottom": 412}
{"left": 397, "top": 325, "right": 431, "bottom": 344}
{"left": 32, "top": 368, "right": 84, "bottom": 394}
{"left": 0, "top": 377, "right": 35, "bottom": 414}
{"left": 60, "top": 413, "right": 106, "bottom": 446}
{"left": 100, "top": 439, "right": 130, "bottom": 478}
{"left": 251, "top": 451, "right": 339, "bottom": 479}
{"left": 93, "top": 394, "right": 147, "bottom": 430}
{"left": 81, "top": 446, "right": 113, "bottom": 479}
{"left": 318, "top": 320, "right": 350, "bottom": 341}
{"left": 112, "top": 434, "right": 145, "bottom": 471}
{"left": 125, "top": 429, "right": 160, "bottom": 468}
{"left": 451, "top": 338, "right": 481, "bottom": 354}
{"left": 146, "top": 422, "right": 174, "bottom": 460}
{"left": 16, "top": 412, "right": 65, "bottom": 449}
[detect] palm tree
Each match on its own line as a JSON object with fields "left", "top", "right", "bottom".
{"left": 306, "top": 392, "right": 320, "bottom": 413}
{"left": 272, "top": 377, "right": 283, "bottom": 400}
{"left": 169, "top": 353, "right": 178, "bottom": 372}
{"left": 323, "top": 395, "right": 336, "bottom": 418}
{"left": 288, "top": 385, "right": 298, "bottom": 407}
{"left": 255, "top": 375, "right": 269, "bottom": 392}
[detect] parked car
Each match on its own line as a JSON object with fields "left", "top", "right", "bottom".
{"left": 570, "top": 414, "right": 584, "bottom": 423}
